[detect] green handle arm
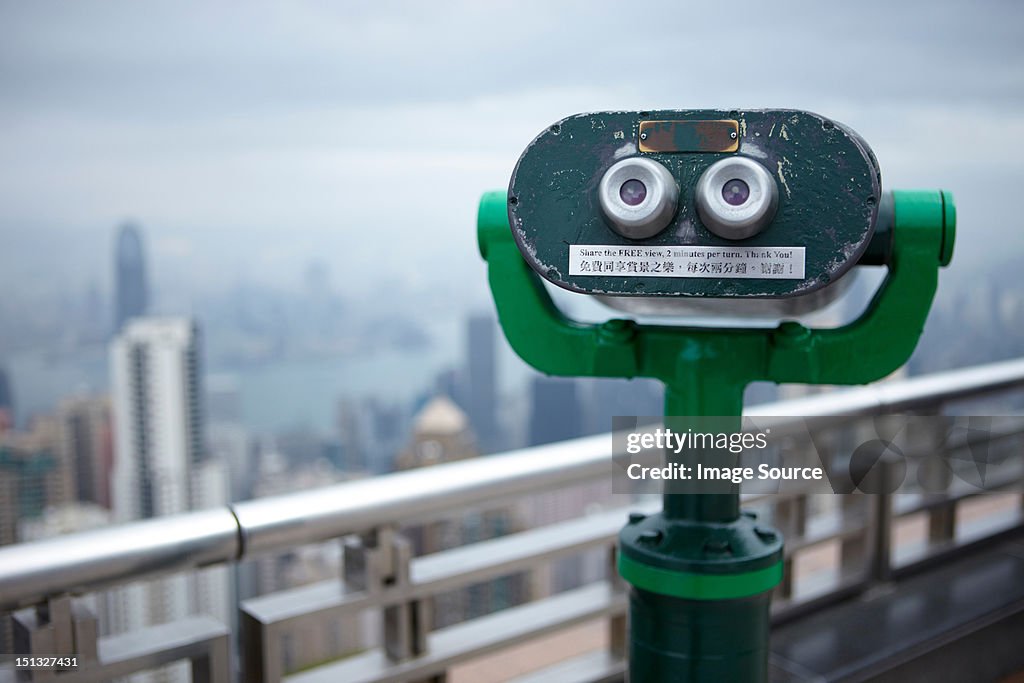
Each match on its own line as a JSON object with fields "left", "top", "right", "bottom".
{"left": 478, "top": 189, "right": 955, "bottom": 396}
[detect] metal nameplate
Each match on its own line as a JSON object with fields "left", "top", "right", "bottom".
{"left": 639, "top": 120, "right": 739, "bottom": 153}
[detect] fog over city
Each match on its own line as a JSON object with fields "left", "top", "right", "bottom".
{"left": 1, "top": 0, "right": 1022, "bottom": 308}
{"left": 1, "top": 6, "right": 1023, "bottom": 679}
{"left": 1, "top": 0, "right": 1023, "bottom": 432}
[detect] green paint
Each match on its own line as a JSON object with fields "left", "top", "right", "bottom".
{"left": 618, "top": 552, "right": 783, "bottom": 600}
{"left": 508, "top": 109, "right": 881, "bottom": 299}
{"left": 479, "top": 182, "right": 954, "bottom": 682}
{"left": 479, "top": 187, "right": 952, "bottom": 391}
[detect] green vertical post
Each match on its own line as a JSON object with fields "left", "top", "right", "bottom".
{"left": 620, "top": 361, "right": 780, "bottom": 681}
{"left": 478, "top": 188, "right": 954, "bottom": 682}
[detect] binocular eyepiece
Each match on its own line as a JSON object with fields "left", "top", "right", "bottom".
{"left": 694, "top": 156, "right": 779, "bottom": 241}
{"left": 599, "top": 154, "right": 780, "bottom": 243}
{"left": 598, "top": 156, "right": 680, "bottom": 240}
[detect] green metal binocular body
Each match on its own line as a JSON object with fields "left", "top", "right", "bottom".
{"left": 509, "top": 109, "right": 889, "bottom": 302}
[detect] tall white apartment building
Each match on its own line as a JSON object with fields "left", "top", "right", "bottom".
{"left": 111, "top": 318, "right": 203, "bottom": 522}
{"left": 110, "top": 318, "right": 228, "bottom": 683}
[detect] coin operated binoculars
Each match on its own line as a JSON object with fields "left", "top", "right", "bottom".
{"left": 477, "top": 109, "right": 954, "bottom": 682}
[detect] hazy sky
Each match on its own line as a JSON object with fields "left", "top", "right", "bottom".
{"left": 1, "top": 0, "right": 1022, "bottom": 314}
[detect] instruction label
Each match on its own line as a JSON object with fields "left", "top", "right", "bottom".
{"left": 568, "top": 245, "right": 805, "bottom": 279}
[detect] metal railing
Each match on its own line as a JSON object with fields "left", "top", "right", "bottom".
{"left": 1, "top": 357, "right": 1023, "bottom": 682}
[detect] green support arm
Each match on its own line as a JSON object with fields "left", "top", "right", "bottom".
{"left": 479, "top": 188, "right": 955, "bottom": 393}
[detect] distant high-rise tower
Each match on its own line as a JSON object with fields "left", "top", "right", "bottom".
{"left": 57, "top": 396, "right": 114, "bottom": 509}
{"left": 114, "top": 222, "right": 148, "bottom": 332}
{"left": 584, "top": 378, "right": 663, "bottom": 435}
{"left": 0, "top": 366, "right": 12, "bottom": 433}
{"left": 528, "top": 376, "right": 583, "bottom": 446}
{"left": 467, "top": 313, "right": 499, "bottom": 452}
{"left": 396, "top": 395, "right": 478, "bottom": 471}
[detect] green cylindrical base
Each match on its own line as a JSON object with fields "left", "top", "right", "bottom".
{"left": 629, "top": 587, "right": 772, "bottom": 682}
{"left": 618, "top": 511, "right": 783, "bottom": 682}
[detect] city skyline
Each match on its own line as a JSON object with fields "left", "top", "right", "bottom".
{"left": 0, "top": 4, "right": 1022, "bottom": 681}
{"left": 2, "top": 0, "right": 1024, "bottom": 452}
{"left": 0, "top": 0, "right": 1020, "bottom": 584}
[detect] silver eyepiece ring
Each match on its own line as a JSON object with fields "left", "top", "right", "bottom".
{"left": 695, "top": 157, "right": 779, "bottom": 240}
{"left": 598, "top": 157, "right": 679, "bottom": 240}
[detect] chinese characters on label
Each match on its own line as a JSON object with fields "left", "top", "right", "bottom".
{"left": 568, "top": 245, "right": 805, "bottom": 280}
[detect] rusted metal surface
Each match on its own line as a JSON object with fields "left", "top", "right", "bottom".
{"left": 639, "top": 119, "right": 739, "bottom": 153}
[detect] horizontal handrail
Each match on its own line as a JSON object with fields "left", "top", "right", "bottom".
{"left": 0, "top": 357, "right": 1022, "bottom": 610}
{"left": 0, "top": 509, "right": 241, "bottom": 611}
{"left": 746, "top": 356, "right": 1024, "bottom": 417}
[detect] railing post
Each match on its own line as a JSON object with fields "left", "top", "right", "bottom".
{"left": 190, "top": 630, "right": 231, "bottom": 683}
{"left": 607, "top": 544, "right": 627, "bottom": 660}
{"left": 12, "top": 595, "right": 98, "bottom": 682}
{"left": 774, "top": 494, "right": 808, "bottom": 600}
{"left": 917, "top": 414, "right": 957, "bottom": 549}
{"left": 869, "top": 459, "right": 897, "bottom": 583}
{"left": 840, "top": 495, "right": 872, "bottom": 582}
{"left": 240, "top": 604, "right": 281, "bottom": 683}
{"left": 346, "top": 526, "right": 443, "bottom": 683}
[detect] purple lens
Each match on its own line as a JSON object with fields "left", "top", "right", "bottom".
{"left": 619, "top": 179, "right": 647, "bottom": 206}
{"left": 722, "top": 178, "right": 750, "bottom": 206}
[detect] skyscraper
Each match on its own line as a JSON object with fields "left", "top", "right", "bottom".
{"left": 396, "top": 395, "right": 477, "bottom": 471}
{"left": 0, "top": 366, "right": 12, "bottom": 433}
{"left": 583, "top": 377, "right": 663, "bottom": 436}
{"left": 110, "top": 318, "right": 204, "bottom": 521}
{"left": 56, "top": 396, "right": 113, "bottom": 509}
{"left": 0, "top": 417, "right": 71, "bottom": 546}
{"left": 528, "top": 376, "right": 584, "bottom": 447}
{"left": 109, "top": 318, "right": 221, "bottom": 683}
{"left": 114, "top": 222, "right": 148, "bottom": 332}
{"left": 467, "top": 313, "right": 499, "bottom": 452}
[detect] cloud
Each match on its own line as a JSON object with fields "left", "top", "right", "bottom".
{"left": 0, "top": 0, "right": 1022, "bottom": 304}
